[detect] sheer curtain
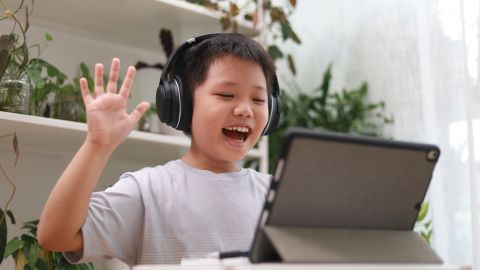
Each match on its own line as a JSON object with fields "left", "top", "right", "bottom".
{"left": 279, "top": 0, "right": 480, "bottom": 267}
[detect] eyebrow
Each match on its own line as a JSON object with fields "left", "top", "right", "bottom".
{"left": 215, "top": 81, "right": 266, "bottom": 91}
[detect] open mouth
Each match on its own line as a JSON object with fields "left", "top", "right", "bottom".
{"left": 222, "top": 126, "right": 251, "bottom": 142}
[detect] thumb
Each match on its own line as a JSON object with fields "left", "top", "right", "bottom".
{"left": 129, "top": 102, "right": 151, "bottom": 124}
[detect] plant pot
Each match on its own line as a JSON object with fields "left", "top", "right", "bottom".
{"left": 53, "top": 93, "right": 85, "bottom": 122}
{"left": 0, "top": 77, "right": 31, "bottom": 114}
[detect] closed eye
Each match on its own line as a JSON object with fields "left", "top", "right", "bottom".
{"left": 216, "top": 94, "right": 234, "bottom": 99}
{"left": 253, "top": 98, "right": 266, "bottom": 103}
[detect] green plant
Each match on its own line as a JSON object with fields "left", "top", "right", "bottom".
{"left": 415, "top": 202, "right": 433, "bottom": 244}
{"left": 0, "top": 132, "right": 19, "bottom": 265}
{"left": 0, "top": 0, "right": 32, "bottom": 82}
{"left": 28, "top": 57, "right": 68, "bottom": 117}
{"left": 4, "top": 220, "right": 94, "bottom": 270}
{"left": 50, "top": 62, "right": 95, "bottom": 122}
{"left": 186, "top": 0, "right": 301, "bottom": 75}
{"left": 138, "top": 104, "right": 158, "bottom": 132}
{"left": 0, "top": 0, "right": 56, "bottom": 82}
{"left": 32, "top": 61, "right": 98, "bottom": 122}
{"left": 266, "top": 64, "right": 393, "bottom": 172}
{"left": 0, "top": 0, "right": 70, "bottom": 115}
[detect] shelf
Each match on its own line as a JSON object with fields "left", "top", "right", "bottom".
{"left": 18, "top": 0, "right": 259, "bottom": 53}
{"left": 0, "top": 111, "right": 263, "bottom": 164}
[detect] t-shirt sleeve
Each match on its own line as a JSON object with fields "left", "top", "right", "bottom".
{"left": 64, "top": 173, "right": 144, "bottom": 266}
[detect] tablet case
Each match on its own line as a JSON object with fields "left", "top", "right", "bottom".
{"left": 249, "top": 128, "right": 443, "bottom": 263}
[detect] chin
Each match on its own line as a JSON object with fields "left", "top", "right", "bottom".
{"left": 224, "top": 152, "right": 248, "bottom": 162}
{"left": 220, "top": 148, "right": 250, "bottom": 162}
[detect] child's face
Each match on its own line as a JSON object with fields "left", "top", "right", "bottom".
{"left": 189, "top": 55, "right": 269, "bottom": 165}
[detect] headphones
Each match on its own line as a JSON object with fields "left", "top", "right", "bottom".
{"left": 156, "top": 33, "right": 281, "bottom": 136}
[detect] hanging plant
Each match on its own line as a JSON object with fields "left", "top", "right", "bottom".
{"left": 186, "top": 0, "right": 301, "bottom": 75}
{"left": 0, "top": 132, "right": 19, "bottom": 265}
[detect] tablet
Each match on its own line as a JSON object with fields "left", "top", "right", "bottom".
{"left": 250, "top": 127, "right": 441, "bottom": 263}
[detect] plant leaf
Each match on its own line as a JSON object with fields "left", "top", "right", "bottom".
{"left": 19, "top": 43, "right": 30, "bottom": 74}
{"left": 417, "top": 202, "right": 429, "bottom": 222}
{"left": 426, "top": 217, "right": 433, "bottom": 226}
{"left": 0, "top": 34, "right": 14, "bottom": 81}
{"left": 159, "top": 28, "right": 173, "bottom": 58}
{"left": 318, "top": 64, "right": 333, "bottom": 106}
{"left": 220, "top": 15, "right": 230, "bottom": 31}
{"left": 6, "top": 210, "right": 15, "bottom": 225}
{"left": 13, "top": 133, "right": 19, "bottom": 166}
{"left": 287, "top": 54, "right": 296, "bottom": 75}
{"left": 267, "top": 45, "right": 283, "bottom": 60}
{"left": 36, "top": 258, "right": 49, "bottom": 270}
{"left": 0, "top": 208, "right": 6, "bottom": 264}
{"left": 289, "top": 0, "right": 297, "bottom": 7}
{"left": 232, "top": 20, "right": 238, "bottom": 33}
{"left": 270, "top": 7, "right": 284, "bottom": 23}
{"left": 0, "top": 34, "right": 14, "bottom": 51}
{"left": 0, "top": 49, "right": 10, "bottom": 82}
{"left": 44, "top": 32, "right": 53, "bottom": 42}
{"left": 230, "top": 2, "right": 239, "bottom": 16}
{"left": 281, "top": 22, "right": 301, "bottom": 44}
{"left": 79, "top": 62, "right": 94, "bottom": 91}
{"left": 252, "top": 10, "right": 259, "bottom": 29}
{"left": 4, "top": 238, "right": 22, "bottom": 258}
{"left": 25, "top": 241, "right": 39, "bottom": 267}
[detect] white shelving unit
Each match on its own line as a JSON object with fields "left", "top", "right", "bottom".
{"left": 0, "top": 111, "right": 265, "bottom": 167}
{"left": 0, "top": 1, "right": 268, "bottom": 269}
{"left": 29, "top": 0, "right": 259, "bottom": 52}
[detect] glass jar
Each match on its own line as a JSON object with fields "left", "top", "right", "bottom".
{"left": 0, "top": 74, "right": 31, "bottom": 114}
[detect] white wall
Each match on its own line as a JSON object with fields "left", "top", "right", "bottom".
{"left": 274, "top": 0, "right": 367, "bottom": 95}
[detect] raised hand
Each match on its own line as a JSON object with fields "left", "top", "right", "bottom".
{"left": 80, "top": 58, "right": 150, "bottom": 150}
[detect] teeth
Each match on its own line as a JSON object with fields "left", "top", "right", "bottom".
{"left": 225, "top": 126, "right": 249, "bottom": 133}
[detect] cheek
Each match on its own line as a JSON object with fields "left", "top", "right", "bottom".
{"left": 256, "top": 106, "right": 269, "bottom": 130}
{"left": 191, "top": 99, "right": 223, "bottom": 132}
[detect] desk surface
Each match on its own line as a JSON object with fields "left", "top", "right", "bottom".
{"left": 133, "top": 263, "right": 461, "bottom": 270}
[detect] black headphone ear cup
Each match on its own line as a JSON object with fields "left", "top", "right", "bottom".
{"left": 262, "top": 93, "right": 281, "bottom": 136}
{"left": 168, "top": 77, "right": 181, "bottom": 128}
{"left": 170, "top": 75, "right": 193, "bottom": 131}
{"left": 174, "top": 76, "right": 193, "bottom": 131}
{"left": 156, "top": 78, "right": 172, "bottom": 125}
{"left": 262, "top": 75, "right": 281, "bottom": 136}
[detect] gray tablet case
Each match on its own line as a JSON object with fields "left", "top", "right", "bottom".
{"left": 249, "top": 128, "right": 443, "bottom": 263}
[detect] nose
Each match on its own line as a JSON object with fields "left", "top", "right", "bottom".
{"left": 233, "top": 101, "right": 253, "bottom": 118}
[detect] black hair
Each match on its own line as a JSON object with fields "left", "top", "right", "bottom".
{"left": 173, "top": 33, "right": 276, "bottom": 135}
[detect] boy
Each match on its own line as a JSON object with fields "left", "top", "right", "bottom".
{"left": 37, "top": 33, "right": 278, "bottom": 265}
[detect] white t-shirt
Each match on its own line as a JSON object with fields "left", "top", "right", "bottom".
{"left": 65, "top": 159, "right": 271, "bottom": 266}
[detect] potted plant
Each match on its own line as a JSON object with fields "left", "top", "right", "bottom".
{"left": 0, "top": 2, "right": 29, "bottom": 114}
{"left": 0, "top": 0, "right": 35, "bottom": 114}
{"left": 0, "top": 0, "right": 66, "bottom": 116}
{"left": 4, "top": 220, "right": 94, "bottom": 270}
{"left": 49, "top": 62, "right": 92, "bottom": 122}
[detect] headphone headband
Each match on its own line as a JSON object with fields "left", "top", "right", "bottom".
{"left": 161, "top": 33, "right": 220, "bottom": 82}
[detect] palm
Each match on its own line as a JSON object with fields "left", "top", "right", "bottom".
{"left": 80, "top": 59, "right": 150, "bottom": 149}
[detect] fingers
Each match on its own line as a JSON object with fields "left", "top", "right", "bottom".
{"left": 129, "top": 102, "right": 151, "bottom": 124}
{"left": 94, "top": 63, "right": 104, "bottom": 98}
{"left": 119, "top": 66, "right": 136, "bottom": 99}
{"left": 80, "top": 78, "right": 93, "bottom": 106}
{"left": 106, "top": 58, "right": 120, "bottom": 94}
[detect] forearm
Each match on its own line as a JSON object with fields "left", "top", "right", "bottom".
{"left": 38, "top": 140, "right": 114, "bottom": 251}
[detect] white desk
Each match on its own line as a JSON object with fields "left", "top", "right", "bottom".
{"left": 133, "top": 263, "right": 462, "bottom": 270}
